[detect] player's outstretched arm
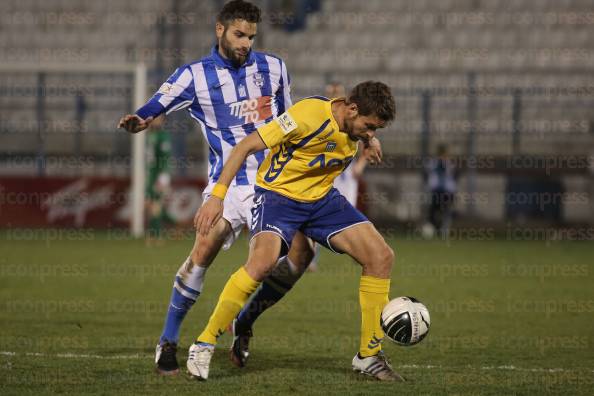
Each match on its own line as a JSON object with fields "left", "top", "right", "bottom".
{"left": 119, "top": 65, "right": 195, "bottom": 134}
{"left": 195, "top": 132, "right": 267, "bottom": 235}
{"left": 118, "top": 114, "right": 154, "bottom": 133}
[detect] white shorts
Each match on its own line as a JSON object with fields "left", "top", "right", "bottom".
{"left": 202, "top": 184, "right": 255, "bottom": 250}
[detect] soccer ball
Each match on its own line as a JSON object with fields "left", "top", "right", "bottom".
{"left": 381, "top": 296, "right": 430, "bottom": 346}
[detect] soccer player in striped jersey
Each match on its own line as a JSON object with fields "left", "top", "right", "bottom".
{"left": 118, "top": 0, "right": 317, "bottom": 375}
{"left": 189, "top": 81, "right": 403, "bottom": 382}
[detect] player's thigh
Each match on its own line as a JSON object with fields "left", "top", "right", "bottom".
{"left": 286, "top": 231, "right": 315, "bottom": 271}
{"left": 245, "top": 232, "right": 284, "bottom": 281}
{"left": 189, "top": 217, "right": 233, "bottom": 268}
{"left": 329, "top": 222, "right": 394, "bottom": 278}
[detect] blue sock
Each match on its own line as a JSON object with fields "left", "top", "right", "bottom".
{"left": 159, "top": 276, "right": 200, "bottom": 344}
{"left": 235, "top": 275, "right": 291, "bottom": 334}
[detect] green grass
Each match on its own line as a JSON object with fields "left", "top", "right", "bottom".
{"left": 1, "top": 231, "right": 593, "bottom": 395}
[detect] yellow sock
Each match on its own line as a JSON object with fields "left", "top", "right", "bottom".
{"left": 359, "top": 275, "right": 390, "bottom": 357}
{"left": 197, "top": 267, "right": 260, "bottom": 345}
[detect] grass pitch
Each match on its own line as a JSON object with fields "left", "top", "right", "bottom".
{"left": 1, "top": 230, "right": 593, "bottom": 395}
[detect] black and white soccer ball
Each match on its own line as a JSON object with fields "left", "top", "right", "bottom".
{"left": 381, "top": 296, "right": 430, "bottom": 346}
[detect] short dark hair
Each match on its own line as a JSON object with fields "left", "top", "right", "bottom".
{"left": 348, "top": 81, "right": 396, "bottom": 123}
{"left": 217, "top": 0, "right": 262, "bottom": 26}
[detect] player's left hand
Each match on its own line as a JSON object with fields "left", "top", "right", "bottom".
{"left": 118, "top": 114, "right": 153, "bottom": 133}
{"left": 194, "top": 197, "right": 224, "bottom": 236}
{"left": 363, "top": 137, "right": 383, "bottom": 165}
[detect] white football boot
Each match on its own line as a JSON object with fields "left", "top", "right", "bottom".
{"left": 187, "top": 343, "right": 214, "bottom": 380}
{"left": 352, "top": 351, "right": 405, "bottom": 382}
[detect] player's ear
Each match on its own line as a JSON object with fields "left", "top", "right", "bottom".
{"left": 215, "top": 22, "right": 225, "bottom": 39}
{"left": 346, "top": 102, "right": 359, "bottom": 119}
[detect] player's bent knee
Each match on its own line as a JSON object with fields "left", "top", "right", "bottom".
{"left": 369, "top": 242, "right": 393, "bottom": 264}
{"left": 364, "top": 243, "right": 394, "bottom": 277}
{"left": 190, "top": 238, "right": 218, "bottom": 266}
{"left": 245, "top": 255, "right": 279, "bottom": 281}
{"left": 382, "top": 245, "right": 395, "bottom": 270}
{"left": 376, "top": 244, "right": 394, "bottom": 268}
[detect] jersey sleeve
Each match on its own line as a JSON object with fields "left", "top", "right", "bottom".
{"left": 257, "top": 100, "right": 308, "bottom": 149}
{"left": 274, "top": 59, "right": 292, "bottom": 115}
{"left": 136, "top": 66, "right": 195, "bottom": 120}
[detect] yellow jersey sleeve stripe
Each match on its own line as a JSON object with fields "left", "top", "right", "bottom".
{"left": 261, "top": 118, "right": 331, "bottom": 184}
{"left": 290, "top": 119, "right": 331, "bottom": 149}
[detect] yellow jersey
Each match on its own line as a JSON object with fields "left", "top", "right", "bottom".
{"left": 256, "top": 96, "right": 358, "bottom": 202}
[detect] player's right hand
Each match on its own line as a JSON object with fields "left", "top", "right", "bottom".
{"left": 118, "top": 114, "right": 153, "bottom": 133}
{"left": 195, "top": 197, "right": 224, "bottom": 236}
{"left": 363, "top": 137, "right": 383, "bottom": 165}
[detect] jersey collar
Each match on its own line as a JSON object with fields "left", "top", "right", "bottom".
{"left": 326, "top": 98, "right": 342, "bottom": 132}
{"left": 210, "top": 45, "right": 256, "bottom": 69}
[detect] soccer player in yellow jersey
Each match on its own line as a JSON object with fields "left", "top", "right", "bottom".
{"left": 188, "top": 81, "right": 402, "bottom": 381}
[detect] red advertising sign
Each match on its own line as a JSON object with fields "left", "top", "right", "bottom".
{"left": 0, "top": 176, "right": 206, "bottom": 228}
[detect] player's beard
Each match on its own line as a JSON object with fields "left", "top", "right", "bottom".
{"left": 344, "top": 119, "right": 359, "bottom": 141}
{"left": 220, "top": 31, "right": 248, "bottom": 68}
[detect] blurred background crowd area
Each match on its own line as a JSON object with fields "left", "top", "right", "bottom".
{"left": 0, "top": 0, "right": 593, "bottom": 232}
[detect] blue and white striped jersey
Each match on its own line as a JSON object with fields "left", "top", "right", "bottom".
{"left": 136, "top": 45, "right": 292, "bottom": 186}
